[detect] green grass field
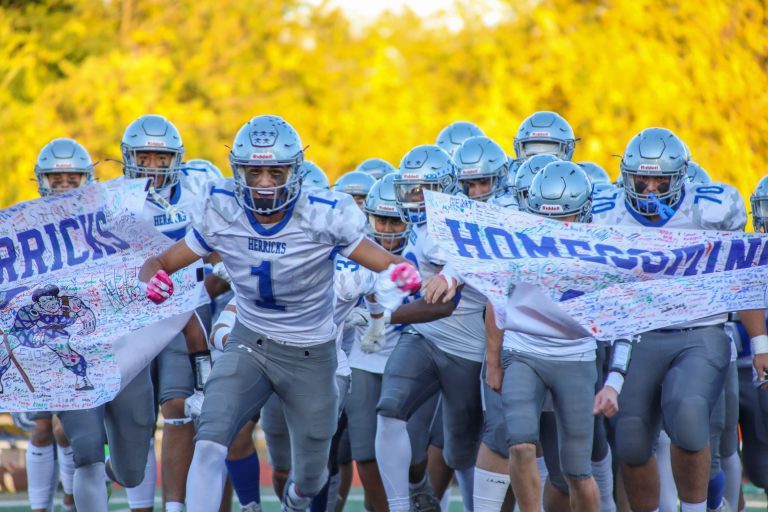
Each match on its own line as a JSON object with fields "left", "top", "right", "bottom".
{"left": 0, "top": 486, "right": 764, "bottom": 512}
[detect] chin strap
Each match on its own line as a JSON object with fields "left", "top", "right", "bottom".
{"left": 148, "top": 186, "right": 180, "bottom": 218}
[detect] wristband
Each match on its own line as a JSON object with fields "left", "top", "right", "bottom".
{"left": 609, "top": 339, "right": 632, "bottom": 375}
{"left": 751, "top": 334, "right": 768, "bottom": 355}
{"left": 365, "top": 297, "right": 386, "bottom": 315}
{"left": 604, "top": 372, "right": 624, "bottom": 394}
{"left": 212, "top": 327, "right": 230, "bottom": 351}
{"left": 189, "top": 351, "right": 212, "bottom": 391}
{"left": 215, "top": 310, "right": 236, "bottom": 329}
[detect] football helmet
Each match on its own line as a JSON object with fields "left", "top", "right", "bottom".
{"left": 514, "top": 154, "right": 561, "bottom": 211}
{"left": 35, "top": 138, "right": 95, "bottom": 196}
{"left": 364, "top": 174, "right": 410, "bottom": 254}
{"left": 685, "top": 161, "right": 712, "bottom": 183}
{"left": 393, "top": 144, "right": 457, "bottom": 224}
{"left": 121, "top": 114, "right": 184, "bottom": 190}
{"left": 355, "top": 158, "right": 396, "bottom": 179}
{"left": 527, "top": 161, "right": 593, "bottom": 222}
{"left": 334, "top": 171, "right": 377, "bottom": 199}
{"left": 750, "top": 175, "right": 768, "bottom": 233}
{"left": 513, "top": 111, "right": 576, "bottom": 161}
{"left": 454, "top": 136, "right": 508, "bottom": 201}
{"left": 436, "top": 121, "right": 484, "bottom": 156}
{"left": 299, "top": 161, "right": 329, "bottom": 190}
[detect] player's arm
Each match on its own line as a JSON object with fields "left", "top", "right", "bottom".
{"left": 388, "top": 293, "right": 459, "bottom": 324}
{"left": 139, "top": 239, "right": 202, "bottom": 303}
{"left": 347, "top": 237, "right": 407, "bottom": 271}
{"left": 204, "top": 251, "right": 231, "bottom": 299}
{"left": 485, "top": 301, "right": 504, "bottom": 393}
{"left": 594, "top": 338, "right": 633, "bottom": 418}
{"left": 210, "top": 302, "right": 237, "bottom": 351}
{"left": 739, "top": 309, "right": 768, "bottom": 384}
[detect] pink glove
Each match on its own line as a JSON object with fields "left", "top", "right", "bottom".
{"left": 146, "top": 270, "right": 174, "bottom": 304}
{"left": 390, "top": 263, "right": 421, "bottom": 294}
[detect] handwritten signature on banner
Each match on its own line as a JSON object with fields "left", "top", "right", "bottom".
{"left": 424, "top": 191, "right": 768, "bottom": 340}
{"left": 0, "top": 180, "right": 201, "bottom": 412}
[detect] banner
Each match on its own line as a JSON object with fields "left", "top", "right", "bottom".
{"left": 424, "top": 191, "right": 768, "bottom": 340}
{"left": 0, "top": 180, "right": 201, "bottom": 411}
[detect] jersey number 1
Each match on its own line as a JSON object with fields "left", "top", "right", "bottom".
{"left": 250, "top": 261, "right": 285, "bottom": 311}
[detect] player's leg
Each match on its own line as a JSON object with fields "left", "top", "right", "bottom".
{"left": 656, "top": 430, "right": 678, "bottom": 512}
{"left": 332, "top": 413, "right": 352, "bottom": 512}
{"left": 187, "top": 323, "right": 277, "bottom": 512}
{"left": 158, "top": 307, "right": 210, "bottom": 511}
{"left": 52, "top": 415, "right": 76, "bottom": 512}
{"left": 612, "top": 331, "right": 670, "bottom": 512}
{"left": 719, "top": 362, "right": 740, "bottom": 511}
{"left": 539, "top": 411, "right": 570, "bottom": 512}
{"left": 409, "top": 391, "right": 442, "bottom": 512}
{"left": 276, "top": 339, "right": 339, "bottom": 511}
{"left": 376, "top": 333, "right": 442, "bottom": 512}
{"left": 25, "top": 413, "right": 57, "bottom": 512}
{"left": 706, "top": 388, "right": 726, "bottom": 511}
{"left": 591, "top": 342, "right": 616, "bottom": 512}
{"left": 58, "top": 407, "right": 109, "bottom": 512}
{"left": 426, "top": 407, "right": 454, "bottom": 511}
{"left": 738, "top": 366, "right": 768, "bottom": 498}
{"left": 436, "top": 349, "right": 483, "bottom": 511}
{"left": 661, "top": 327, "right": 729, "bottom": 511}
{"left": 348, "top": 369, "right": 388, "bottom": 512}
{"left": 500, "top": 351, "right": 548, "bottom": 512}
{"left": 474, "top": 360, "right": 513, "bottom": 512}
{"left": 104, "top": 364, "right": 156, "bottom": 512}
{"left": 226, "top": 420, "right": 262, "bottom": 512}
{"left": 261, "top": 394, "right": 291, "bottom": 498}
{"left": 548, "top": 359, "right": 599, "bottom": 512}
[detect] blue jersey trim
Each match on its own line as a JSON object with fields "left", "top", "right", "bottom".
{"left": 210, "top": 187, "right": 236, "bottom": 197}
{"left": 170, "top": 183, "right": 182, "bottom": 205}
{"left": 163, "top": 226, "right": 187, "bottom": 241}
{"left": 245, "top": 202, "right": 295, "bottom": 236}
{"left": 328, "top": 245, "right": 344, "bottom": 261}
{"left": 193, "top": 228, "right": 214, "bottom": 253}
{"left": 625, "top": 187, "right": 686, "bottom": 228}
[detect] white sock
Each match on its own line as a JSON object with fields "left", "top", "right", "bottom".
{"left": 536, "top": 456, "right": 548, "bottom": 508}
{"left": 440, "top": 484, "right": 452, "bottom": 512}
{"left": 57, "top": 445, "right": 75, "bottom": 496}
{"left": 721, "top": 451, "right": 741, "bottom": 511}
{"left": 681, "top": 500, "right": 706, "bottom": 512}
{"left": 74, "top": 462, "right": 109, "bottom": 512}
{"left": 166, "top": 502, "right": 184, "bottom": 512}
{"left": 127, "top": 439, "right": 157, "bottom": 509}
{"left": 26, "top": 443, "right": 57, "bottom": 510}
{"left": 656, "top": 431, "right": 678, "bottom": 512}
{"left": 473, "top": 467, "right": 509, "bottom": 512}
{"left": 592, "top": 449, "right": 616, "bottom": 512}
{"left": 185, "top": 440, "right": 228, "bottom": 512}
{"left": 375, "top": 415, "right": 411, "bottom": 512}
{"left": 454, "top": 466, "right": 474, "bottom": 512}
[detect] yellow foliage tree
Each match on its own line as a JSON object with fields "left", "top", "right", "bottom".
{"left": 1, "top": 0, "right": 766, "bottom": 226}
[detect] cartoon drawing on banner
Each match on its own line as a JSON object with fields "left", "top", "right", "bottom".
{"left": 1, "top": 284, "right": 96, "bottom": 393}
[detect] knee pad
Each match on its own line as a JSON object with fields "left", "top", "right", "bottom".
{"left": 443, "top": 437, "right": 480, "bottom": 471}
{"left": 69, "top": 437, "right": 104, "bottom": 468}
{"left": 614, "top": 417, "right": 654, "bottom": 466}
{"left": 665, "top": 397, "right": 710, "bottom": 452}
{"left": 376, "top": 395, "right": 408, "bottom": 420}
{"left": 116, "top": 467, "right": 145, "bottom": 489}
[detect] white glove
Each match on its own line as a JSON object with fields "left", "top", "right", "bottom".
{"left": 360, "top": 315, "right": 386, "bottom": 354}
{"left": 184, "top": 390, "right": 205, "bottom": 419}
{"left": 344, "top": 306, "right": 370, "bottom": 328}
{"left": 211, "top": 262, "right": 231, "bottom": 284}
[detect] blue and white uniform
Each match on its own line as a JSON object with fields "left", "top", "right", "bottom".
{"left": 186, "top": 180, "right": 366, "bottom": 497}
{"left": 592, "top": 181, "right": 745, "bottom": 470}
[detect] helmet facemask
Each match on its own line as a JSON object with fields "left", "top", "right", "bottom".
{"left": 394, "top": 174, "right": 454, "bottom": 224}
{"left": 232, "top": 161, "right": 302, "bottom": 216}
{"left": 751, "top": 194, "right": 768, "bottom": 233}
{"left": 367, "top": 213, "right": 409, "bottom": 254}
{"left": 122, "top": 146, "right": 183, "bottom": 191}
{"left": 622, "top": 167, "right": 684, "bottom": 218}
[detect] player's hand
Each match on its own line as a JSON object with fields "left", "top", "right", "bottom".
{"left": 753, "top": 353, "right": 768, "bottom": 389}
{"left": 360, "top": 314, "right": 385, "bottom": 354}
{"left": 184, "top": 390, "right": 205, "bottom": 419}
{"left": 344, "top": 307, "right": 370, "bottom": 328}
{"left": 593, "top": 386, "right": 619, "bottom": 418}
{"left": 211, "top": 262, "right": 231, "bottom": 284}
{"left": 144, "top": 270, "right": 174, "bottom": 304}
{"left": 390, "top": 263, "right": 421, "bottom": 294}
{"left": 422, "top": 274, "right": 456, "bottom": 304}
{"left": 485, "top": 361, "right": 504, "bottom": 393}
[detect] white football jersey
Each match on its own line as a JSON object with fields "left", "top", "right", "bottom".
{"left": 139, "top": 163, "right": 219, "bottom": 241}
{"left": 593, "top": 182, "right": 747, "bottom": 328}
{"left": 185, "top": 179, "right": 366, "bottom": 344}
{"left": 405, "top": 223, "right": 486, "bottom": 362}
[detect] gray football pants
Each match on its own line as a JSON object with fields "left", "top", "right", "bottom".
{"left": 58, "top": 364, "right": 155, "bottom": 487}
{"left": 612, "top": 326, "right": 730, "bottom": 467}
{"left": 197, "top": 320, "right": 338, "bottom": 495}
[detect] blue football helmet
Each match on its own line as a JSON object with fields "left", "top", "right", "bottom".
{"left": 436, "top": 121, "right": 484, "bottom": 156}
{"left": 393, "top": 144, "right": 457, "bottom": 224}
{"left": 355, "top": 158, "right": 396, "bottom": 179}
{"left": 364, "top": 174, "right": 410, "bottom": 254}
{"left": 121, "top": 114, "right": 184, "bottom": 190}
{"left": 35, "top": 138, "right": 95, "bottom": 196}
{"left": 299, "top": 161, "right": 330, "bottom": 190}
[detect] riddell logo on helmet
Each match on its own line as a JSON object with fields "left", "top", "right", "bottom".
{"left": 251, "top": 153, "right": 274, "bottom": 159}
{"left": 146, "top": 140, "right": 166, "bottom": 147}
{"left": 540, "top": 204, "right": 564, "bottom": 212}
{"left": 530, "top": 131, "right": 550, "bottom": 137}
{"left": 462, "top": 168, "right": 481, "bottom": 175}
{"left": 638, "top": 164, "right": 661, "bottom": 171}
{"left": 401, "top": 173, "right": 421, "bottom": 179}
{"left": 54, "top": 163, "right": 74, "bottom": 168}
{"left": 377, "top": 205, "right": 397, "bottom": 212}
